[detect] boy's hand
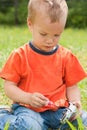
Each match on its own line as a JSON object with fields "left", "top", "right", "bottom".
{"left": 72, "top": 101, "right": 82, "bottom": 115}
{"left": 70, "top": 101, "right": 82, "bottom": 121}
{"left": 28, "top": 92, "right": 49, "bottom": 108}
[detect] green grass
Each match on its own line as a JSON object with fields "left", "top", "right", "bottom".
{"left": 4, "top": 122, "right": 10, "bottom": 130}
{"left": 66, "top": 116, "right": 85, "bottom": 130}
{"left": 0, "top": 25, "right": 87, "bottom": 130}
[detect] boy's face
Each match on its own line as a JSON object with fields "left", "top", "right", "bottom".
{"left": 27, "top": 13, "right": 65, "bottom": 52}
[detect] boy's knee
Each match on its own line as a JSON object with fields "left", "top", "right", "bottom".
{"left": 0, "top": 109, "right": 45, "bottom": 130}
{"left": 9, "top": 117, "right": 43, "bottom": 130}
{"left": 8, "top": 117, "right": 27, "bottom": 130}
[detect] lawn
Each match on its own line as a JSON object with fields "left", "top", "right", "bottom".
{"left": 0, "top": 25, "right": 87, "bottom": 110}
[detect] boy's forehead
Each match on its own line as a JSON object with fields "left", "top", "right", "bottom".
{"left": 35, "top": 17, "right": 64, "bottom": 34}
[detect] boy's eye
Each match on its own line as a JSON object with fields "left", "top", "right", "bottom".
{"left": 40, "top": 33, "right": 47, "bottom": 36}
{"left": 54, "top": 34, "right": 59, "bottom": 37}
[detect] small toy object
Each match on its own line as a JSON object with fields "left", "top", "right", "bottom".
{"left": 60, "top": 102, "right": 77, "bottom": 124}
{"left": 46, "top": 100, "right": 54, "bottom": 106}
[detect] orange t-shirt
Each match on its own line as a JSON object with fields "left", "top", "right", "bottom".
{"left": 0, "top": 42, "right": 86, "bottom": 112}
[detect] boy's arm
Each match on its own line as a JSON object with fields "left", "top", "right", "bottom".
{"left": 66, "top": 85, "right": 82, "bottom": 114}
{"left": 4, "top": 80, "right": 48, "bottom": 108}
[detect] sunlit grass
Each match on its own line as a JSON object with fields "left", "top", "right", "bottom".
{"left": 66, "top": 116, "right": 84, "bottom": 130}
{"left": 4, "top": 122, "right": 10, "bottom": 130}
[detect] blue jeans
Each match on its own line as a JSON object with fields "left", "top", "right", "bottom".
{"left": 0, "top": 104, "right": 87, "bottom": 130}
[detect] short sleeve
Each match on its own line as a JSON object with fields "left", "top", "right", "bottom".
{"left": 0, "top": 51, "right": 22, "bottom": 83}
{"left": 64, "top": 52, "right": 87, "bottom": 87}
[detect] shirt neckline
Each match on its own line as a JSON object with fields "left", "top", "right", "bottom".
{"left": 29, "top": 42, "right": 59, "bottom": 55}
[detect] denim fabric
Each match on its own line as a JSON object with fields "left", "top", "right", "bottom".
{"left": 0, "top": 104, "right": 87, "bottom": 130}
{"left": 81, "top": 110, "right": 87, "bottom": 128}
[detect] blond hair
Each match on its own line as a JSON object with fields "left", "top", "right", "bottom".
{"left": 28, "top": 0, "right": 68, "bottom": 23}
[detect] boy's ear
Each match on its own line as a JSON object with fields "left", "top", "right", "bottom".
{"left": 27, "top": 18, "right": 33, "bottom": 31}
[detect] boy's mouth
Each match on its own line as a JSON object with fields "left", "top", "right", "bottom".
{"left": 44, "top": 45, "right": 55, "bottom": 50}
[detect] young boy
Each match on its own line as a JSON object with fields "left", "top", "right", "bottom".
{"left": 0, "top": 0, "right": 87, "bottom": 129}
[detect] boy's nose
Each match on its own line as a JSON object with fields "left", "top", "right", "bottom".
{"left": 46, "top": 38, "right": 54, "bottom": 45}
